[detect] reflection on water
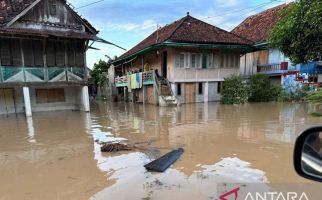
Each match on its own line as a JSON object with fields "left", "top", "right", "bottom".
{"left": 0, "top": 102, "right": 321, "bottom": 199}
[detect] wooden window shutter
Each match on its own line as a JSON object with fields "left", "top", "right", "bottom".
{"left": 46, "top": 41, "right": 56, "bottom": 67}
{"left": 34, "top": 41, "right": 44, "bottom": 67}
{"left": 11, "top": 40, "right": 22, "bottom": 66}
{"left": 75, "top": 42, "right": 85, "bottom": 67}
{"left": 1, "top": 39, "right": 12, "bottom": 66}
{"left": 67, "top": 44, "right": 75, "bottom": 66}
{"left": 22, "top": 40, "right": 34, "bottom": 67}
{"left": 55, "top": 42, "right": 65, "bottom": 67}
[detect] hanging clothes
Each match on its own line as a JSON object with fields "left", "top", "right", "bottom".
{"left": 131, "top": 74, "right": 137, "bottom": 89}
{"left": 136, "top": 73, "right": 140, "bottom": 89}
{"left": 139, "top": 73, "right": 143, "bottom": 88}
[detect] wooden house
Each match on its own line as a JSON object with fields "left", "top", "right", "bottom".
{"left": 110, "top": 14, "right": 253, "bottom": 106}
{"left": 0, "top": 0, "right": 105, "bottom": 116}
{"left": 232, "top": 3, "right": 297, "bottom": 85}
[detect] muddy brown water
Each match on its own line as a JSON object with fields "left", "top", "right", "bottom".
{"left": 0, "top": 102, "right": 321, "bottom": 200}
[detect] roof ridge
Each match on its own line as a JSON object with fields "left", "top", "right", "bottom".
{"left": 239, "top": 3, "right": 288, "bottom": 23}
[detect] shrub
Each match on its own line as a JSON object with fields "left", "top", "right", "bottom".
{"left": 278, "top": 85, "right": 309, "bottom": 102}
{"left": 248, "top": 74, "right": 278, "bottom": 102}
{"left": 305, "top": 89, "right": 322, "bottom": 103}
{"left": 221, "top": 75, "right": 250, "bottom": 104}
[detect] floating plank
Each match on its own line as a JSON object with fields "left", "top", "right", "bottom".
{"left": 144, "top": 148, "right": 184, "bottom": 172}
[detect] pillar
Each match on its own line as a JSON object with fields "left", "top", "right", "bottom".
{"left": 23, "top": 87, "right": 32, "bottom": 117}
{"left": 143, "top": 86, "right": 147, "bottom": 104}
{"left": 153, "top": 85, "right": 158, "bottom": 105}
{"left": 204, "top": 82, "right": 209, "bottom": 103}
{"left": 82, "top": 86, "right": 90, "bottom": 112}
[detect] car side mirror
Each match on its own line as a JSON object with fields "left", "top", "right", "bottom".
{"left": 294, "top": 127, "right": 322, "bottom": 182}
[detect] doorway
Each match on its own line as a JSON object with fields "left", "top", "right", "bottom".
{"left": 162, "top": 51, "right": 167, "bottom": 78}
{"left": 0, "top": 88, "right": 16, "bottom": 115}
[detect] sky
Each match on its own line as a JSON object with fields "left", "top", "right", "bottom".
{"left": 67, "top": 0, "right": 289, "bottom": 68}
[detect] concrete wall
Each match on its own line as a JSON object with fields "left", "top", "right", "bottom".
{"left": 30, "top": 86, "right": 83, "bottom": 112}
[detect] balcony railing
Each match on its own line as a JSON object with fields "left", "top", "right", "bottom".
{"left": 0, "top": 66, "right": 86, "bottom": 84}
{"left": 115, "top": 70, "right": 155, "bottom": 87}
{"left": 257, "top": 62, "right": 289, "bottom": 74}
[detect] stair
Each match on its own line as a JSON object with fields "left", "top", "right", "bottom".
{"left": 155, "top": 76, "right": 179, "bottom": 107}
{"left": 159, "top": 96, "right": 179, "bottom": 107}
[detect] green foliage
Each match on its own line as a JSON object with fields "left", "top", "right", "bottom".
{"left": 90, "top": 59, "right": 108, "bottom": 86}
{"left": 305, "top": 89, "right": 322, "bottom": 102}
{"left": 220, "top": 75, "right": 250, "bottom": 104}
{"left": 248, "top": 74, "right": 278, "bottom": 102}
{"left": 277, "top": 85, "right": 309, "bottom": 102}
{"left": 269, "top": 0, "right": 322, "bottom": 64}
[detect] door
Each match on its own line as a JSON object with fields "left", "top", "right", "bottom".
{"left": 0, "top": 89, "right": 15, "bottom": 115}
{"left": 162, "top": 51, "right": 167, "bottom": 78}
{"left": 185, "top": 83, "right": 196, "bottom": 103}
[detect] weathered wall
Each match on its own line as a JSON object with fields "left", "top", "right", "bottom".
{"left": 240, "top": 50, "right": 269, "bottom": 76}
{"left": 12, "top": 0, "right": 86, "bottom": 33}
{"left": 29, "top": 86, "right": 82, "bottom": 112}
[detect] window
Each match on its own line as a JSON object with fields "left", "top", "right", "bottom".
{"left": 0, "top": 39, "right": 22, "bottom": 66}
{"left": 67, "top": 45, "right": 76, "bottom": 66}
{"left": 36, "top": 89, "right": 65, "bottom": 104}
{"left": 198, "top": 83, "right": 203, "bottom": 95}
{"left": 55, "top": 42, "right": 65, "bottom": 67}
{"left": 213, "top": 54, "right": 219, "bottom": 68}
{"left": 191, "top": 54, "right": 196, "bottom": 68}
{"left": 175, "top": 53, "right": 185, "bottom": 68}
{"left": 75, "top": 42, "right": 85, "bottom": 67}
{"left": 202, "top": 54, "right": 208, "bottom": 69}
{"left": 22, "top": 40, "right": 44, "bottom": 67}
{"left": 46, "top": 41, "right": 56, "bottom": 67}
{"left": 1, "top": 39, "right": 12, "bottom": 66}
{"left": 177, "top": 83, "right": 182, "bottom": 96}
{"left": 217, "top": 82, "right": 222, "bottom": 94}
{"left": 11, "top": 40, "right": 22, "bottom": 66}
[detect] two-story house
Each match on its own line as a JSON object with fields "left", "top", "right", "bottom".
{"left": 110, "top": 13, "right": 253, "bottom": 106}
{"left": 0, "top": 0, "right": 104, "bottom": 116}
{"left": 232, "top": 3, "right": 306, "bottom": 88}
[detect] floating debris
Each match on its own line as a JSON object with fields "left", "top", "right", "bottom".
{"left": 101, "top": 143, "right": 134, "bottom": 152}
{"left": 144, "top": 148, "right": 184, "bottom": 172}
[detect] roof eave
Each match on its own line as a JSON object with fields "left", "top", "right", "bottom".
{"left": 112, "top": 41, "right": 256, "bottom": 66}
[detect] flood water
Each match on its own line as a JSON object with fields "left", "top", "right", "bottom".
{"left": 0, "top": 102, "right": 321, "bottom": 200}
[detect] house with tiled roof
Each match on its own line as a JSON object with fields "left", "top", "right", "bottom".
{"left": 232, "top": 3, "right": 320, "bottom": 88}
{"left": 0, "top": 0, "right": 116, "bottom": 116}
{"left": 111, "top": 13, "right": 254, "bottom": 105}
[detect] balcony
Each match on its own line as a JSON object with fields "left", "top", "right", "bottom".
{"left": 115, "top": 70, "right": 155, "bottom": 87}
{"left": 0, "top": 66, "right": 86, "bottom": 85}
{"left": 257, "top": 62, "right": 293, "bottom": 75}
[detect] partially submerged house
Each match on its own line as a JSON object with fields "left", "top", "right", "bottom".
{"left": 110, "top": 13, "right": 253, "bottom": 105}
{"left": 232, "top": 3, "right": 320, "bottom": 89}
{"left": 0, "top": 0, "right": 107, "bottom": 116}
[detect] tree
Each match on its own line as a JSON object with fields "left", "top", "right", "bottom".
{"left": 90, "top": 59, "right": 108, "bottom": 86}
{"left": 269, "top": 0, "right": 322, "bottom": 64}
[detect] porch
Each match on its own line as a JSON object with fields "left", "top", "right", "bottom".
{"left": 115, "top": 70, "right": 155, "bottom": 87}
{"left": 257, "top": 62, "right": 294, "bottom": 75}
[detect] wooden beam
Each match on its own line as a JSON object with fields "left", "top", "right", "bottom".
{"left": 6, "top": 0, "right": 42, "bottom": 27}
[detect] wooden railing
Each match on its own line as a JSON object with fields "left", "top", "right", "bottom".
{"left": 257, "top": 62, "right": 289, "bottom": 73}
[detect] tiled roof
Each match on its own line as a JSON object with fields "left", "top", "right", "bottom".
{"left": 231, "top": 3, "right": 291, "bottom": 43}
{"left": 120, "top": 15, "right": 252, "bottom": 59}
{"left": 0, "top": 0, "right": 34, "bottom": 25}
